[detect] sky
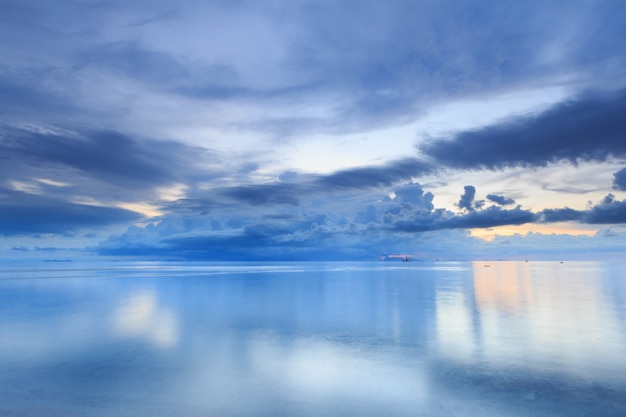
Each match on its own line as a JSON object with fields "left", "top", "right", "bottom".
{"left": 1, "top": 0, "right": 626, "bottom": 261}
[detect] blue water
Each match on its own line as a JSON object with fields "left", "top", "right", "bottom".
{"left": 1, "top": 261, "right": 625, "bottom": 416}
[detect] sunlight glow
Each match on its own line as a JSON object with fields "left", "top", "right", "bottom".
{"left": 470, "top": 223, "right": 597, "bottom": 241}
{"left": 118, "top": 202, "right": 162, "bottom": 218}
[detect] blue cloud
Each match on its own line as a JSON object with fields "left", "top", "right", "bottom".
{"left": 583, "top": 194, "right": 626, "bottom": 224}
{"left": 613, "top": 168, "right": 626, "bottom": 191}
{"left": 169, "top": 159, "right": 435, "bottom": 212}
{"left": 315, "top": 159, "right": 434, "bottom": 190}
{"left": 421, "top": 89, "right": 626, "bottom": 169}
{"left": 101, "top": 184, "right": 543, "bottom": 259}
{"left": 388, "top": 206, "right": 536, "bottom": 233}
{"left": 5, "top": 0, "right": 624, "bottom": 138}
{"left": 3, "top": 0, "right": 626, "bottom": 259}
{"left": 458, "top": 185, "right": 477, "bottom": 211}
{"left": 0, "top": 189, "right": 141, "bottom": 236}
{"left": 0, "top": 124, "right": 212, "bottom": 200}
{"left": 538, "top": 207, "right": 583, "bottom": 223}
{"left": 539, "top": 194, "right": 626, "bottom": 225}
{"left": 486, "top": 194, "right": 516, "bottom": 206}
{"left": 77, "top": 41, "right": 190, "bottom": 86}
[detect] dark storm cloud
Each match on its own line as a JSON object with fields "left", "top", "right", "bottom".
{"left": 421, "top": 89, "right": 626, "bottom": 170}
{"left": 0, "top": 189, "right": 141, "bottom": 236}
{"left": 486, "top": 194, "right": 515, "bottom": 205}
{"left": 613, "top": 168, "right": 626, "bottom": 191}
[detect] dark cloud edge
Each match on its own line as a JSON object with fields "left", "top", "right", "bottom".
{"left": 419, "top": 88, "right": 626, "bottom": 170}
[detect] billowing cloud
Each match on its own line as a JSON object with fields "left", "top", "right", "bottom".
{"left": 613, "top": 168, "right": 626, "bottom": 191}
{"left": 458, "top": 185, "right": 477, "bottom": 211}
{"left": 100, "top": 184, "right": 540, "bottom": 259}
{"left": 457, "top": 185, "right": 485, "bottom": 211}
{"left": 388, "top": 205, "right": 536, "bottom": 233}
{"left": 583, "top": 194, "right": 626, "bottom": 224}
{"left": 97, "top": 178, "right": 626, "bottom": 260}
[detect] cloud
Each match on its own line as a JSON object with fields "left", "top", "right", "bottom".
{"left": 538, "top": 207, "right": 583, "bottom": 223}
{"left": 102, "top": 183, "right": 544, "bottom": 259}
{"left": 0, "top": 123, "right": 220, "bottom": 236}
{"left": 314, "top": 158, "right": 434, "bottom": 190}
{"left": 6, "top": 0, "right": 624, "bottom": 139}
{"left": 458, "top": 185, "right": 477, "bottom": 211}
{"left": 77, "top": 41, "right": 190, "bottom": 86}
{"left": 170, "top": 158, "right": 435, "bottom": 211}
{"left": 4, "top": 1, "right": 626, "bottom": 259}
{"left": 613, "top": 168, "right": 626, "bottom": 191}
{"left": 219, "top": 183, "right": 302, "bottom": 206}
{"left": 421, "top": 89, "right": 626, "bottom": 170}
{"left": 388, "top": 205, "right": 536, "bottom": 233}
{"left": 98, "top": 180, "right": 626, "bottom": 260}
{"left": 539, "top": 194, "right": 626, "bottom": 225}
{"left": 0, "top": 189, "right": 141, "bottom": 236}
{"left": 486, "top": 194, "right": 515, "bottom": 205}
{"left": 0, "top": 124, "right": 214, "bottom": 201}
{"left": 1, "top": 125, "right": 193, "bottom": 186}
{"left": 583, "top": 194, "right": 626, "bottom": 224}
{"left": 285, "top": 0, "right": 626, "bottom": 131}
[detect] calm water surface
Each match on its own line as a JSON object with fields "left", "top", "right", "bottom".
{"left": 1, "top": 261, "right": 625, "bottom": 416}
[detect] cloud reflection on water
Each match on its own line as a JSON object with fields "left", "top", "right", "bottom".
{"left": 435, "top": 261, "right": 626, "bottom": 382}
{"left": 1, "top": 261, "right": 626, "bottom": 416}
{"left": 112, "top": 289, "right": 178, "bottom": 349}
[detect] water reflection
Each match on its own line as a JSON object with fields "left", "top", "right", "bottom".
{"left": 1, "top": 261, "right": 625, "bottom": 416}
{"left": 470, "top": 262, "right": 626, "bottom": 381}
{"left": 112, "top": 290, "right": 178, "bottom": 348}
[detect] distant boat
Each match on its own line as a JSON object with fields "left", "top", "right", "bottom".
{"left": 402, "top": 256, "right": 412, "bottom": 262}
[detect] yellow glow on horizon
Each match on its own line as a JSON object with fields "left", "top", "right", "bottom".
{"left": 470, "top": 223, "right": 597, "bottom": 241}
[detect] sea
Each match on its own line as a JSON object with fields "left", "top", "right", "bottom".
{"left": 1, "top": 260, "right": 625, "bottom": 416}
